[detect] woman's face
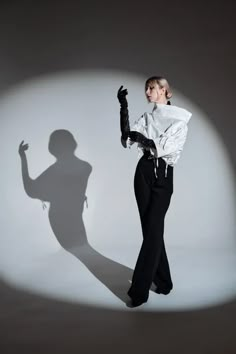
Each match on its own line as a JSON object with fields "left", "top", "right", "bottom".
{"left": 145, "top": 82, "right": 166, "bottom": 103}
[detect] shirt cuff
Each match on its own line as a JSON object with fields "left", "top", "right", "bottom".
{"left": 150, "top": 141, "right": 167, "bottom": 158}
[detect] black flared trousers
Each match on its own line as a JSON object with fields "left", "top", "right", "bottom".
{"left": 128, "top": 152, "right": 174, "bottom": 302}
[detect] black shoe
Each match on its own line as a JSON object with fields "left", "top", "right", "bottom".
{"left": 127, "top": 298, "right": 147, "bottom": 308}
{"left": 155, "top": 286, "right": 172, "bottom": 295}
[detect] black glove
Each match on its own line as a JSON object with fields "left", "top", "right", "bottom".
{"left": 128, "top": 131, "right": 156, "bottom": 149}
{"left": 117, "top": 86, "right": 130, "bottom": 145}
{"left": 117, "top": 85, "right": 128, "bottom": 108}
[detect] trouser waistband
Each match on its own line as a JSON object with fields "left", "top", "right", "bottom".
{"left": 142, "top": 150, "right": 169, "bottom": 178}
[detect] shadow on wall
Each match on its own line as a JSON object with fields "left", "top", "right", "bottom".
{"left": 18, "top": 129, "right": 133, "bottom": 304}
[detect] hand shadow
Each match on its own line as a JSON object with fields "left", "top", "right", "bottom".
{"left": 19, "top": 129, "right": 133, "bottom": 304}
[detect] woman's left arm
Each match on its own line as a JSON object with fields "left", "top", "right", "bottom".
{"left": 152, "top": 120, "right": 188, "bottom": 158}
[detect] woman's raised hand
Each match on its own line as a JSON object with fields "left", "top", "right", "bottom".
{"left": 117, "top": 86, "right": 128, "bottom": 107}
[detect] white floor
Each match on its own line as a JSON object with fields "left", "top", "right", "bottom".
{"left": 3, "top": 242, "right": 236, "bottom": 312}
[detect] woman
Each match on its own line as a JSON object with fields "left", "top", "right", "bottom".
{"left": 117, "top": 76, "right": 192, "bottom": 307}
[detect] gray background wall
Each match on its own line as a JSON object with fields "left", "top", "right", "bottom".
{"left": 0, "top": 0, "right": 236, "bottom": 353}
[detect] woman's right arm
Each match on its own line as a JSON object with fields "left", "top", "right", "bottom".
{"left": 117, "top": 86, "right": 130, "bottom": 148}
{"left": 117, "top": 86, "right": 151, "bottom": 149}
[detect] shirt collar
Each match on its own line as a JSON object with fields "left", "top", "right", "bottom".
{"left": 152, "top": 102, "right": 169, "bottom": 113}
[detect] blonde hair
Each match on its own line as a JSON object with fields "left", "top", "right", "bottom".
{"left": 145, "top": 76, "right": 172, "bottom": 99}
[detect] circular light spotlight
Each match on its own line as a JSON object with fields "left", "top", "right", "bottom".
{"left": 0, "top": 70, "right": 236, "bottom": 311}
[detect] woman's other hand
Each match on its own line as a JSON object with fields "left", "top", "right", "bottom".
{"left": 129, "top": 131, "right": 155, "bottom": 149}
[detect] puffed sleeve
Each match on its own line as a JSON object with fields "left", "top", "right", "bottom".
{"left": 151, "top": 120, "right": 188, "bottom": 158}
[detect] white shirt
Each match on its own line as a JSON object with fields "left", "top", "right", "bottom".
{"left": 127, "top": 103, "right": 192, "bottom": 175}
